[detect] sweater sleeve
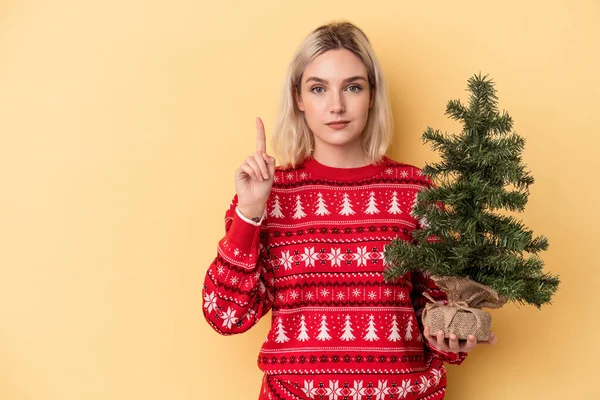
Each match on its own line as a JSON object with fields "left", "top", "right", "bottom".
{"left": 410, "top": 169, "right": 468, "bottom": 365}
{"left": 410, "top": 270, "right": 468, "bottom": 365}
{"left": 202, "top": 194, "right": 274, "bottom": 335}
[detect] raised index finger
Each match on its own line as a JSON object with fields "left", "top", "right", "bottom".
{"left": 256, "top": 117, "right": 266, "bottom": 154}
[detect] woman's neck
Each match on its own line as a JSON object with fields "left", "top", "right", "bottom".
{"left": 311, "top": 144, "right": 371, "bottom": 168}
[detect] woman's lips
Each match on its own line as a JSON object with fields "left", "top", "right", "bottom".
{"left": 327, "top": 122, "right": 349, "bottom": 130}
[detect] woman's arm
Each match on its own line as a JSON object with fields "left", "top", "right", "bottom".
{"left": 409, "top": 169, "right": 468, "bottom": 364}
{"left": 202, "top": 194, "right": 274, "bottom": 335}
{"left": 410, "top": 270, "right": 468, "bottom": 365}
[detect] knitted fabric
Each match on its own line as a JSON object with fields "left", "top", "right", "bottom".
{"left": 203, "top": 156, "right": 468, "bottom": 399}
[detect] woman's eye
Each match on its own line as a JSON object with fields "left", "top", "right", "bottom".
{"left": 310, "top": 85, "right": 362, "bottom": 94}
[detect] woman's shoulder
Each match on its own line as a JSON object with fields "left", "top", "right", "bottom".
{"left": 377, "top": 156, "right": 440, "bottom": 192}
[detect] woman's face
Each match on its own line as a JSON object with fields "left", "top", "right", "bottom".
{"left": 296, "top": 49, "right": 374, "bottom": 153}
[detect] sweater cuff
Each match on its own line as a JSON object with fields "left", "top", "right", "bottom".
{"left": 428, "top": 343, "right": 468, "bottom": 365}
{"left": 235, "top": 206, "right": 266, "bottom": 226}
{"left": 218, "top": 207, "right": 264, "bottom": 265}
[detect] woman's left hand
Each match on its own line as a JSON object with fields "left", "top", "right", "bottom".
{"left": 423, "top": 326, "right": 498, "bottom": 353}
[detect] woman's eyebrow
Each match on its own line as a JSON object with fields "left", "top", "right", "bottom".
{"left": 305, "top": 76, "right": 368, "bottom": 84}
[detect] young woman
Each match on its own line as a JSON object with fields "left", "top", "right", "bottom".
{"left": 202, "top": 21, "right": 496, "bottom": 399}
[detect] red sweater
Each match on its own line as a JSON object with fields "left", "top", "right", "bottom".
{"left": 203, "top": 156, "right": 467, "bottom": 399}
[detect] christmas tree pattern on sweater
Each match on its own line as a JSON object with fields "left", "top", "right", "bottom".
{"left": 203, "top": 156, "right": 467, "bottom": 400}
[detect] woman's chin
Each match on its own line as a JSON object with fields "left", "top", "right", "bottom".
{"left": 314, "top": 133, "right": 362, "bottom": 148}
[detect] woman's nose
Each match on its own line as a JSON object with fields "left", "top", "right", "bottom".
{"left": 330, "top": 91, "right": 345, "bottom": 113}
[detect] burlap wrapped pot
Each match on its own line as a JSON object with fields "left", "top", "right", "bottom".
{"left": 421, "top": 275, "right": 507, "bottom": 341}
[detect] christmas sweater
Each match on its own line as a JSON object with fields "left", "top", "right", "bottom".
{"left": 203, "top": 156, "right": 468, "bottom": 400}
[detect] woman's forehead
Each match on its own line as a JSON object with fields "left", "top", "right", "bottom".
{"left": 303, "top": 49, "right": 367, "bottom": 83}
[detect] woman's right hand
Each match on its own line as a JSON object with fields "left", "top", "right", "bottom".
{"left": 234, "top": 117, "right": 276, "bottom": 219}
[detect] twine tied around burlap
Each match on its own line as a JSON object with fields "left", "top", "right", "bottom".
{"left": 421, "top": 275, "right": 508, "bottom": 341}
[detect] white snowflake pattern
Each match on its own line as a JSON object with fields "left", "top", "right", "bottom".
{"left": 368, "top": 291, "right": 377, "bottom": 300}
{"left": 352, "top": 288, "right": 361, "bottom": 297}
{"left": 353, "top": 380, "right": 365, "bottom": 395}
{"left": 377, "top": 380, "right": 389, "bottom": 397}
{"left": 245, "top": 308, "right": 256, "bottom": 321}
{"left": 397, "top": 292, "right": 406, "bottom": 300}
{"left": 233, "top": 248, "right": 240, "bottom": 256}
{"left": 230, "top": 276, "right": 239, "bottom": 285}
{"left": 356, "top": 246, "right": 369, "bottom": 267}
{"left": 330, "top": 247, "right": 343, "bottom": 267}
{"left": 302, "top": 380, "right": 317, "bottom": 398}
{"left": 290, "top": 291, "right": 299, "bottom": 299}
{"left": 273, "top": 175, "right": 279, "bottom": 182}
{"left": 277, "top": 293, "right": 285, "bottom": 301}
{"left": 299, "top": 378, "right": 434, "bottom": 399}
{"left": 431, "top": 368, "right": 444, "bottom": 387}
{"left": 383, "top": 288, "right": 392, "bottom": 297}
{"left": 299, "top": 172, "right": 308, "bottom": 180}
{"left": 203, "top": 291, "right": 217, "bottom": 313}
{"left": 281, "top": 250, "right": 293, "bottom": 270}
{"left": 400, "top": 170, "right": 409, "bottom": 178}
{"left": 397, "top": 379, "right": 412, "bottom": 398}
{"left": 385, "top": 167, "right": 393, "bottom": 175}
{"left": 217, "top": 266, "right": 224, "bottom": 275}
{"left": 415, "top": 375, "right": 430, "bottom": 395}
{"left": 306, "top": 292, "right": 314, "bottom": 300}
{"left": 286, "top": 172, "right": 294, "bottom": 180}
{"left": 320, "top": 288, "right": 330, "bottom": 297}
{"left": 221, "top": 307, "right": 238, "bottom": 329}
{"left": 303, "top": 247, "right": 318, "bottom": 267}
{"left": 336, "top": 292, "right": 345, "bottom": 300}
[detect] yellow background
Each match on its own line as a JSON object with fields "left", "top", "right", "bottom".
{"left": 1, "top": 0, "right": 598, "bottom": 399}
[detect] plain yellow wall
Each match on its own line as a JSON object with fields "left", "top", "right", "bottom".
{"left": 1, "top": 0, "right": 598, "bottom": 399}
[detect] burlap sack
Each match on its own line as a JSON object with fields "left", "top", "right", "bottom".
{"left": 421, "top": 275, "right": 507, "bottom": 341}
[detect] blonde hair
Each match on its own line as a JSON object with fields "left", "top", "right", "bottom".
{"left": 272, "top": 21, "right": 394, "bottom": 168}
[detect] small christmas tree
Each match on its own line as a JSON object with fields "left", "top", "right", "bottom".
{"left": 270, "top": 195, "right": 285, "bottom": 218}
{"left": 316, "top": 315, "right": 332, "bottom": 341}
{"left": 388, "top": 191, "right": 402, "bottom": 214}
{"left": 404, "top": 315, "right": 414, "bottom": 341}
{"left": 383, "top": 73, "right": 560, "bottom": 338}
{"left": 387, "top": 315, "right": 401, "bottom": 342}
{"left": 339, "top": 193, "right": 355, "bottom": 215}
{"left": 274, "top": 317, "right": 289, "bottom": 343}
{"left": 297, "top": 315, "right": 310, "bottom": 341}
{"left": 363, "top": 315, "right": 379, "bottom": 341}
{"left": 293, "top": 195, "right": 306, "bottom": 219}
{"left": 340, "top": 314, "right": 356, "bottom": 341}
{"left": 315, "top": 193, "right": 331, "bottom": 216}
{"left": 364, "top": 191, "right": 380, "bottom": 214}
